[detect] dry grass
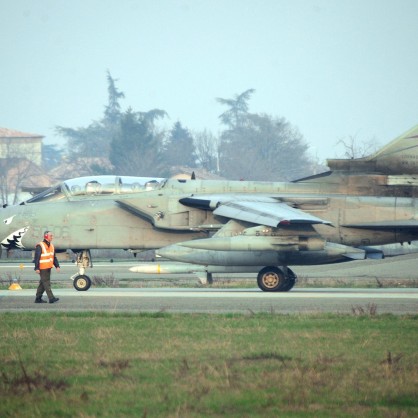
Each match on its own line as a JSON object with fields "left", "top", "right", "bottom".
{"left": 0, "top": 312, "right": 417, "bottom": 417}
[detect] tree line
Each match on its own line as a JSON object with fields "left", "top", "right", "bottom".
{"left": 54, "top": 71, "right": 319, "bottom": 181}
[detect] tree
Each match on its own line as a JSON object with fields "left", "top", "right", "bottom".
{"left": 0, "top": 139, "right": 48, "bottom": 205}
{"left": 217, "top": 89, "right": 255, "bottom": 128}
{"left": 0, "top": 158, "right": 32, "bottom": 205}
{"left": 162, "top": 122, "right": 196, "bottom": 169}
{"left": 103, "top": 70, "right": 125, "bottom": 125}
{"left": 194, "top": 129, "right": 220, "bottom": 173}
{"left": 56, "top": 72, "right": 172, "bottom": 177}
{"left": 217, "top": 90, "right": 314, "bottom": 181}
{"left": 109, "top": 108, "right": 167, "bottom": 176}
{"left": 56, "top": 122, "right": 111, "bottom": 160}
{"left": 336, "top": 135, "right": 380, "bottom": 159}
{"left": 42, "top": 144, "right": 63, "bottom": 170}
{"left": 55, "top": 71, "right": 124, "bottom": 163}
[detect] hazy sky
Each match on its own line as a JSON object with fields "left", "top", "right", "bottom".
{"left": 1, "top": 0, "right": 417, "bottom": 162}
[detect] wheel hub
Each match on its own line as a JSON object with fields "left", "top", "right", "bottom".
{"left": 263, "top": 273, "right": 279, "bottom": 288}
{"left": 76, "top": 278, "right": 87, "bottom": 288}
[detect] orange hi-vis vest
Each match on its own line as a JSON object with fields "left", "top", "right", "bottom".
{"left": 38, "top": 241, "right": 55, "bottom": 270}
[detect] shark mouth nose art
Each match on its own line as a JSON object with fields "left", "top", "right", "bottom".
{"left": 1, "top": 227, "right": 29, "bottom": 250}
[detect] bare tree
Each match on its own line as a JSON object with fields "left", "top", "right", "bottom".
{"left": 336, "top": 135, "right": 380, "bottom": 159}
{"left": 194, "top": 129, "right": 220, "bottom": 173}
{"left": 0, "top": 139, "right": 44, "bottom": 205}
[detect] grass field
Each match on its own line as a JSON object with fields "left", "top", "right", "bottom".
{"left": 0, "top": 312, "right": 417, "bottom": 417}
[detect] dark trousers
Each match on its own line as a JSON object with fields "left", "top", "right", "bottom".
{"left": 36, "top": 268, "right": 54, "bottom": 300}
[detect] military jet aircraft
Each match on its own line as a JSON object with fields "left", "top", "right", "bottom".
{"left": 1, "top": 124, "right": 418, "bottom": 292}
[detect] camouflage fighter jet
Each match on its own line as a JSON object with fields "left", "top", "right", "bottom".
{"left": 1, "top": 124, "right": 418, "bottom": 292}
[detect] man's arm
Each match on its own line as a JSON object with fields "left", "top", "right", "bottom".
{"left": 34, "top": 245, "right": 41, "bottom": 271}
{"left": 53, "top": 255, "right": 60, "bottom": 269}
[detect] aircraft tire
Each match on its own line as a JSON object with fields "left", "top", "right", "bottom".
{"left": 280, "top": 268, "right": 297, "bottom": 291}
{"left": 257, "top": 266, "right": 288, "bottom": 292}
{"left": 73, "top": 274, "right": 92, "bottom": 291}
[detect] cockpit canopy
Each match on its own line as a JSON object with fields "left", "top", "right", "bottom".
{"left": 24, "top": 175, "right": 165, "bottom": 204}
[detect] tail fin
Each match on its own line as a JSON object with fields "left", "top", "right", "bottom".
{"left": 326, "top": 124, "right": 418, "bottom": 174}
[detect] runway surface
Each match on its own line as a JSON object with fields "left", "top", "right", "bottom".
{"left": 0, "top": 254, "right": 417, "bottom": 314}
{"left": 0, "top": 288, "right": 417, "bottom": 314}
{"left": 1, "top": 252, "right": 418, "bottom": 283}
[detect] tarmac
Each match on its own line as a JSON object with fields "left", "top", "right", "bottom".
{"left": 0, "top": 254, "right": 417, "bottom": 314}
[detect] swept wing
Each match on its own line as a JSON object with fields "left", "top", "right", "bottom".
{"left": 180, "top": 195, "right": 331, "bottom": 227}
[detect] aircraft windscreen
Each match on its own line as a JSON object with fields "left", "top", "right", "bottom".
{"left": 25, "top": 184, "right": 67, "bottom": 203}
{"left": 25, "top": 176, "right": 165, "bottom": 203}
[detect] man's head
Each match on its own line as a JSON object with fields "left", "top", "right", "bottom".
{"left": 44, "top": 231, "right": 53, "bottom": 240}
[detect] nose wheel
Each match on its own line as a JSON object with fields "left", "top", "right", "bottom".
{"left": 73, "top": 274, "right": 92, "bottom": 291}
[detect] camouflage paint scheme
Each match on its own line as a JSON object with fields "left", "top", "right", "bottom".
{"left": 1, "top": 124, "right": 418, "bottom": 291}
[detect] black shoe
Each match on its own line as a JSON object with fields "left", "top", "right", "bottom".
{"left": 34, "top": 298, "right": 47, "bottom": 303}
{"left": 49, "top": 297, "right": 60, "bottom": 304}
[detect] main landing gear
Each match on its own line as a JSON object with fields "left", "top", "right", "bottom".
{"left": 257, "top": 266, "right": 297, "bottom": 292}
{"left": 71, "top": 250, "right": 92, "bottom": 291}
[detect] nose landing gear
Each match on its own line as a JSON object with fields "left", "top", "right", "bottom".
{"left": 71, "top": 250, "right": 92, "bottom": 291}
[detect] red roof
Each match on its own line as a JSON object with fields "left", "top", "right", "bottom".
{"left": 0, "top": 127, "right": 43, "bottom": 139}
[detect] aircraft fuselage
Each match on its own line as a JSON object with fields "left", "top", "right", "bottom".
{"left": 1, "top": 179, "right": 418, "bottom": 253}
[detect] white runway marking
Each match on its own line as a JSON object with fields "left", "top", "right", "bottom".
{"left": 1, "top": 287, "right": 417, "bottom": 299}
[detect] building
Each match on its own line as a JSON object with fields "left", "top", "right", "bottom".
{"left": 0, "top": 127, "right": 43, "bottom": 166}
{"left": 0, "top": 128, "right": 49, "bottom": 204}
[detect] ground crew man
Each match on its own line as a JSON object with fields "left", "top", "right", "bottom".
{"left": 34, "top": 231, "right": 60, "bottom": 303}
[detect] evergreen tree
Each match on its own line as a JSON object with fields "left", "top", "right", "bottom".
{"left": 55, "top": 71, "right": 124, "bottom": 163}
{"left": 217, "top": 89, "right": 313, "bottom": 181}
{"left": 109, "top": 108, "right": 167, "bottom": 176}
{"left": 104, "top": 70, "right": 125, "bottom": 125}
{"left": 163, "top": 122, "right": 196, "bottom": 168}
{"left": 42, "top": 144, "right": 63, "bottom": 170}
{"left": 217, "top": 89, "right": 255, "bottom": 128}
